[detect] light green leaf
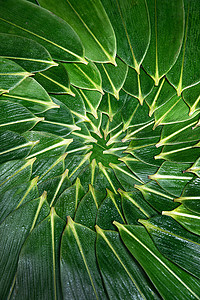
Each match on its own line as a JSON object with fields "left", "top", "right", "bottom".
{"left": 38, "top": 0, "right": 116, "bottom": 64}
{"left": 0, "top": 177, "right": 38, "bottom": 224}
{"left": 55, "top": 178, "right": 85, "bottom": 221}
{"left": 149, "top": 161, "right": 193, "bottom": 197}
{"left": 38, "top": 169, "right": 71, "bottom": 207}
{"left": 187, "top": 157, "right": 200, "bottom": 178}
{"left": 174, "top": 177, "right": 200, "bottom": 214}
{"left": 96, "top": 228, "right": 159, "bottom": 300}
{"left": 140, "top": 215, "right": 200, "bottom": 279}
{"left": 163, "top": 204, "right": 200, "bottom": 236}
{"left": 0, "top": 58, "right": 31, "bottom": 94}
{"left": 123, "top": 67, "right": 154, "bottom": 104}
{"left": 0, "top": 77, "right": 59, "bottom": 114}
{"left": 0, "top": 157, "right": 35, "bottom": 194}
{"left": 182, "top": 83, "right": 200, "bottom": 116}
{"left": 33, "top": 98, "right": 79, "bottom": 138}
{"left": 0, "top": 33, "right": 57, "bottom": 72}
{"left": 156, "top": 115, "right": 200, "bottom": 147}
{"left": 75, "top": 185, "right": 99, "bottom": 230}
{"left": 119, "top": 155, "right": 158, "bottom": 183}
{"left": 23, "top": 131, "right": 73, "bottom": 160}
{"left": 0, "top": 0, "right": 85, "bottom": 63}
{"left": 96, "top": 57, "right": 128, "bottom": 99}
{"left": 78, "top": 89, "right": 102, "bottom": 119}
{"left": 116, "top": 223, "right": 200, "bottom": 300}
{"left": 60, "top": 217, "right": 106, "bottom": 299}
{"left": 96, "top": 189, "right": 125, "bottom": 231}
{"left": 155, "top": 142, "right": 200, "bottom": 163}
{"left": 119, "top": 189, "right": 156, "bottom": 225}
{"left": 154, "top": 95, "right": 192, "bottom": 127}
{"left": 0, "top": 131, "right": 36, "bottom": 163}
{"left": 167, "top": 0, "right": 200, "bottom": 95}
{"left": 35, "top": 63, "right": 75, "bottom": 95}
{"left": 0, "top": 193, "right": 50, "bottom": 299}
{"left": 0, "top": 100, "right": 43, "bottom": 133}
{"left": 13, "top": 208, "right": 65, "bottom": 300}
{"left": 143, "top": 0, "right": 184, "bottom": 85}
{"left": 135, "top": 180, "right": 178, "bottom": 212}
{"left": 100, "top": 0, "right": 150, "bottom": 71}
{"left": 63, "top": 61, "right": 103, "bottom": 93}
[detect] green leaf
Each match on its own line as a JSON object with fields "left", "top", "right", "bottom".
{"left": 167, "top": 0, "right": 200, "bottom": 95}
{"left": 163, "top": 204, "right": 200, "bottom": 236}
{"left": 75, "top": 185, "right": 99, "bottom": 230}
{"left": 38, "top": 0, "right": 116, "bottom": 64}
{"left": 0, "top": 131, "right": 36, "bottom": 163}
{"left": 13, "top": 208, "right": 65, "bottom": 300}
{"left": 63, "top": 61, "right": 103, "bottom": 93}
{"left": 96, "top": 189, "right": 125, "bottom": 230}
{"left": 116, "top": 223, "right": 200, "bottom": 300}
{"left": 110, "top": 162, "right": 143, "bottom": 191}
{"left": 174, "top": 177, "right": 200, "bottom": 214}
{"left": 149, "top": 161, "right": 193, "bottom": 197}
{"left": 0, "top": 193, "right": 49, "bottom": 299}
{"left": 78, "top": 89, "right": 102, "bottom": 119}
{"left": 60, "top": 217, "right": 106, "bottom": 299}
{"left": 121, "top": 94, "right": 153, "bottom": 131}
{"left": 34, "top": 63, "right": 74, "bottom": 95}
{"left": 187, "top": 157, "right": 200, "bottom": 178}
{"left": 119, "top": 189, "right": 157, "bottom": 225}
{"left": 0, "top": 158, "right": 35, "bottom": 194}
{"left": 119, "top": 155, "right": 158, "bottom": 183}
{"left": 143, "top": 0, "right": 184, "bottom": 85}
{"left": 23, "top": 131, "right": 73, "bottom": 160}
{"left": 124, "top": 131, "right": 162, "bottom": 166}
{"left": 55, "top": 88, "right": 87, "bottom": 123}
{"left": 140, "top": 215, "right": 200, "bottom": 279}
{"left": 0, "top": 0, "right": 86, "bottom": 63}
{"left": 0, "top": 33, "right": 57, "bottom": 72}
{"left": 182, "top": 82, "right": 200, "bottom": 116}
{"left": 38, "top": 169, "right": 71, "bottom": 207}
{"left": 135, "top": 180, "right": 178, "bottom": 212}
{"left": 0, "top": 58, "right": 31, "bottom": 94}
{"left": 31, "top": 153, "right": 67, "bottom": 183}
{"left": 156, "top": 116, "right": 200, "bottom": 147}
{"left": 0, "top": 100, "right": 44, "bottom": 133}
{"left": 96, "top": 228, "right": 159, "bottom": 299}
{"left": 123, "top": 67, "right": 154, "bottom": 104}
{"left": 100, "top": 0, "right": 150, "bottom": 71}
{"left": 33, "top": 98, "right": 79, "bottom": 138}
{"left": 154, "top": 95, "right": 192, "bottom": 127}
{"left": 0, "top": 77, "right": 59, "bottom": 114}
{"left": 96, "top": 57, "right": 128, "bottom": 99}
{"left": 155, "top": 142, "right": 200, "bottom": 163}
{"left": 0, "top": 177, "right": 38, "bottom": 224}
{"left": 145, "top": 78, "right": 176, "bottom": 116}
{"left": 55, "top": 178, "right": 85, "bottom": 221}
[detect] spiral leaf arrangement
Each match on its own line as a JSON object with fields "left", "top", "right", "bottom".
{"left": 0, "top": 0, "right": 200, "bottom": 299}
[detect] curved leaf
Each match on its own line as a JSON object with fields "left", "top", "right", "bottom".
{"left": 0, "top": 0, "right": 85, "bottom": 63}
{"left": 101, "top": 0, "right": 150, "bottom": 71}
{"left": 13, "top": 208, "right": 65, "bottom": 300}
{"left": 143, "top": 0, "right": 184, "bottom": 85}
{"left": 0, "top": 33, "right": 57, "bottom": 72}
{"left": 38, "top": 0, "right": 116, "bottom": 64}
{"left": 60, "top": 218, "right": 106, "bottom": 299}
{"left": 167, "top": 0, "right": 200, "bottom": 95}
